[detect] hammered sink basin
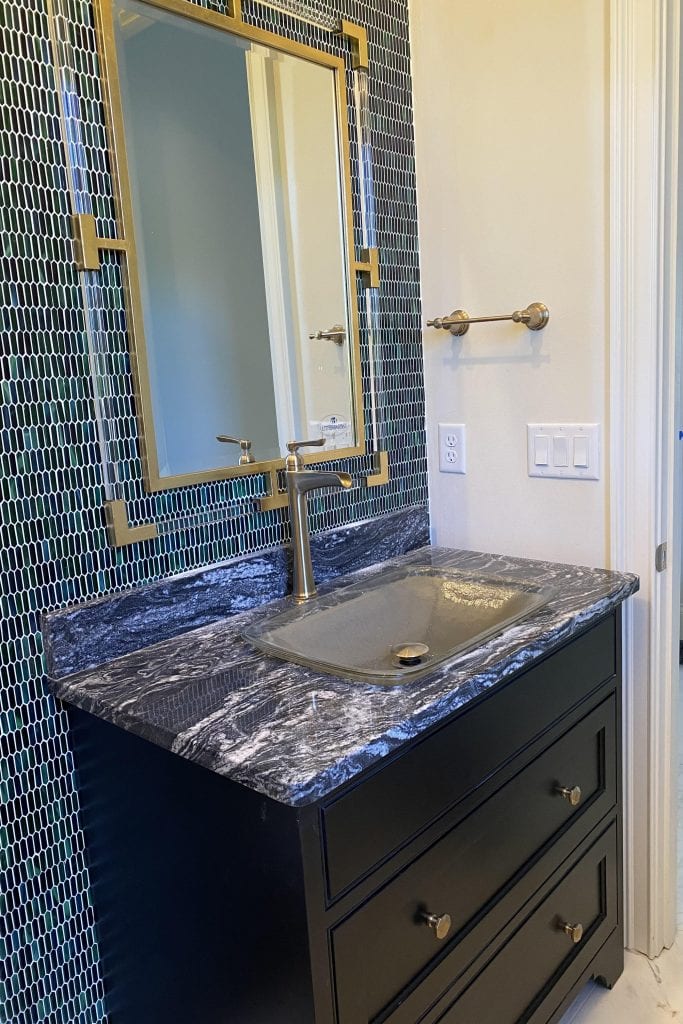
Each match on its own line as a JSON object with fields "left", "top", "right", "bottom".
{"left": 243, "top": 565, "right": 554, "bottom": 685}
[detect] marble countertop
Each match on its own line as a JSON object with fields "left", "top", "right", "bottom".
{"left": 48, "top": 547, "right": 639, "bottom": 807}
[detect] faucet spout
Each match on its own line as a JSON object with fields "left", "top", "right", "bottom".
{"left": 286, "top": 466, "right": 353, "bottom": 602}
{"left": 290, "top": 470, "right": 352, "bottom": 497}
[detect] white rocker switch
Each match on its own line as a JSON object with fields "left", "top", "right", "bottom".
{"left": 534, "top": 435, "right": 550, "bottom": 466}
{"left": 573, "top": 435, "right": 589, "bottom": 468}
{"left": 527, "top": 424, "right": 600, "bottom": 480}
{"left": 553, "top": 436, "right": 569, "bottom": 468}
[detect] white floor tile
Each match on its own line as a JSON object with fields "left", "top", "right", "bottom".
{"left": 558, "top": 940, "right": 683, "bottom": 1023}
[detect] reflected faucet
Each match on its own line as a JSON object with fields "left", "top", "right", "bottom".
{"left": 217, "top": 434, "right": 255, "bottom": 465}
{"left": 285, "top": 438, "right": 353, "bottom": 602}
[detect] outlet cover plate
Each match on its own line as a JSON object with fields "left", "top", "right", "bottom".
{"left": 438, "top": 422, "right": 466, "bottom": 474}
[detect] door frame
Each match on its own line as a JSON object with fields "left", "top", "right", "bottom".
{"left": 610, "top": 0, "right": 680, "bottom": 956}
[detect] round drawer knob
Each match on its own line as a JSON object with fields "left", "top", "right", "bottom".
{"left": 560, "top": 921, "right": 584, "bottom": 944}
{"left": 422, "top": 911, "right": 452, "bottom": 941}
{"left": 556, "top": 785, "right": 582, "bottom": 807}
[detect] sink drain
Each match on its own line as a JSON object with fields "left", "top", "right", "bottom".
{"left": 391, "top": 642, "right": 430, "bottom": 667}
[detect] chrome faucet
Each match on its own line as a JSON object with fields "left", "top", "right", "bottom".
{"left": 285, "top": 438, "right": 352, "bottom": 602}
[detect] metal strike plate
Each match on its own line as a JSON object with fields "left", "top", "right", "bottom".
{"left": 655, "top": 542, "right": 667, "bottom": 572}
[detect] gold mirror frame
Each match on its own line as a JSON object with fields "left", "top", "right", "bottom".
{"left": 86, "top": 0, "right": 373, "bottom": 495}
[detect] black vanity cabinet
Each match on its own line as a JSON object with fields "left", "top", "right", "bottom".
{"left": 68, "top": 612, "right": 622, "bottom": 1024}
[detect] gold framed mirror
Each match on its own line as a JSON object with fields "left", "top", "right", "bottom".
{"left": 85, "top": 0, "right": 370, "bottom": 493}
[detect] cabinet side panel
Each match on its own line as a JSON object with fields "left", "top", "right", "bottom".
{"left": 68, "top": 707, "right": 314, "bottom": 1024}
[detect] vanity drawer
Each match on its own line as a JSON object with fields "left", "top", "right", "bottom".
{"left": 323, "top": 616, "right": 616, "bottom": 899}
{"left": 331, "top": 696, "right": 616, "bottom": 1024}
{"left": 430, "top": 822, "right": 618, "bottom": 1024}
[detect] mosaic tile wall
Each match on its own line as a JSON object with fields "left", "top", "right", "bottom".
{"left": 0, "top": 0, "right": 426, "bottom": 1019}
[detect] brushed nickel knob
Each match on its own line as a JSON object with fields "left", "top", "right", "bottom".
{"left": 555, "top": 785, "right": 582, "bottom": 807}
{"left": 422, "top": 911, "right": 452, "bottom": 941}
{"left": 560, "top": 921, "right": 584, "bottom": 944}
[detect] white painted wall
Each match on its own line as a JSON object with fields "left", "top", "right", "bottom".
{"left": 411, "top": 0, "right": 610, "bottom": 567}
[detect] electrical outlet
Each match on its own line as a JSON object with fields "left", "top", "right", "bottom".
{"left": 438, "top": 423, "right": 466, "bottom": 473}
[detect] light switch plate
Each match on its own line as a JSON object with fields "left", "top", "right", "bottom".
{"left": 527, "top": 424, "right": 600, "bottom": 480}
{"left": 438, "top": 422, "right": 466, "bottom": 473}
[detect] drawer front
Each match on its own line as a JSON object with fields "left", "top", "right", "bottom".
{"left": 433, "top": 822, "right": 618, "bottom": 1024}
{"left": 323, "top": 616, "right": 616, "bottom": 900}
{"left": 332, "top": 696, "right": 616, "bottom": 1024}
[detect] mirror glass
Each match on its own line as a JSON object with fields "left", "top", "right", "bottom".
{"left": 111, "top": 0, "right": 361, "bottom": 484}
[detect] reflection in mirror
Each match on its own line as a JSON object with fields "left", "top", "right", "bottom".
{"left": 111, "top": 0, "right": 360, "bottom": 485}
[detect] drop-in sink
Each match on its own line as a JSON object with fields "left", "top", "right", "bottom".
{"left": 243, "top": 565, "right": 555, "bottom": 684}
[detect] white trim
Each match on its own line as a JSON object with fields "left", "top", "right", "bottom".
{"left": 610, "top": 0, "right": 679, "bottom": 956}
{"left": 651, "top": 0, "right": 680, "bottom": 954}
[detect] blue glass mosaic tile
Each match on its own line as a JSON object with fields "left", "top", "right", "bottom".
{"left": 0, "top": 0, "right": 426, "bottom": 1019}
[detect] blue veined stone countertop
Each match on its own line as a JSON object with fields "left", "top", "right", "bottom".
{"left": 47, "top": 545, "right": 638, "bottom": 808}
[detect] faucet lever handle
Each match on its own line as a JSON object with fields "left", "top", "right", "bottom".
{"left": 217, "top": 435, "right": 255, "bottom": 465}
{"left": 286, "top": 438, "right": 326, "bottom": 455}
{"left": 286, "top": 437, "right": 326, "bottom": 471}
